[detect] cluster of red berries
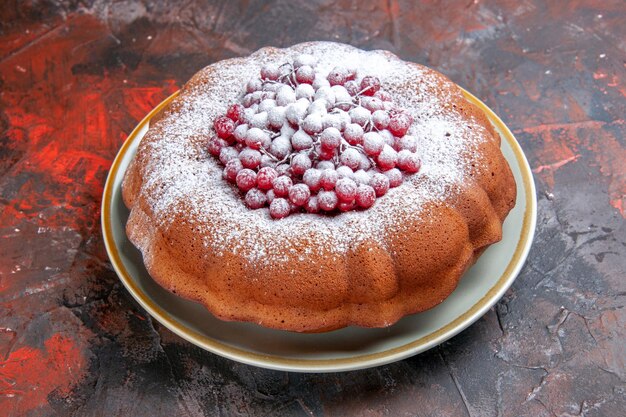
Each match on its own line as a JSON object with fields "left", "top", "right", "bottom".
{"left": 208, "top": 54, "right": 421, "bottom": 219}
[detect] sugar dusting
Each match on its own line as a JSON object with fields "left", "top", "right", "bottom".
{"left": 136, "top": 42, "right": 486, "bottom": 265}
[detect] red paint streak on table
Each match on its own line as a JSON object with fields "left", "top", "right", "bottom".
{"left": 0, "top": 334, "right": 87, "bottom": 415}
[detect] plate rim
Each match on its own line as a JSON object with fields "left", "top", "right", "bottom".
{"left": 101, "top": 89, "right": 537, "bottom": 373}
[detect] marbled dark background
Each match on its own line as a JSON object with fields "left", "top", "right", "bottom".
{"left": 1, "top": 1, "right": 624, "bottom": 416}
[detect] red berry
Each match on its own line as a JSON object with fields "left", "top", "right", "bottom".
{"left": 358, "top": 152, "right": 372, "bottom": 170}
{"left": 304, "top": 196, "right": 320, "bottom": 213}
{"left": 226, "top": 103, "right": 245, "bottom": 122}
{"left": 383, "top": 101, "right": 395, "bottom": 111}
{"left": 233, "top": 124, "right": 249, "bottom": 144}
{"left": 322, "top": 113, "right": 344, "bottom": 131}
{"left": 338, "top": 200, "right": 356, "bottom": 212}
{"left": 295, "top": 83, "right": 315, "bottom": 100}
{"left": 257, "top": 167, "right": 278, "bottom": 190}
{"left": 384, "top": 168, "right": 403, "bottom": 187}
{"left": 246, "top": 78, "right": 263, "bottom": 93}
{"left": 295, "top": 65, "right": 315, "bottom": 84}
{"left": 344, "top": 80, "right": 360, "bottom": 96}
{"left": 289, "top": 183, "right": 311, "bottom": 206}
{"left": 270, "top": 136, "right": 292, "bottom": 159}
{"left": 249, "top": 110, "right": 270, "bottom": 129}
{"left": 379, "top": 129, "right": 395, "bottom": 147}
{"left": 320, "top": 127, "right": 342, "bottom": 150}
{"left": 389, "top": 113, "right": 411, "bottom": 137}
{"left": 327, "top": 67, "right": 348, "bottom": 86}
{"left": 362, "top": 97, "right": 384, "bottom": 112}
{"left": 349, "top": 106, "right": 370, "bottom": 127}
{"left": 208, "top": 136, "right": 227, "bottom": 156}
{"left": 275, "top": 164, "right": 291, "bottom": 176}
{"left": 339, "top": 148, "right": 361, "bottom": 170}
{"left": 214, "top": 116, "right": 235, "bottom": 139}
{"left": 302, "top": 114, "right": 324, "bottom": 135}
{"left": 245, "top": 188, "right": 267, "bottom": 209}
{"left": 344, "top": 123, "right": 364, "bottom": 145}
{"left": 285, "top": 100, "right": 308, "bottom": 125}
{"left": 223, "top": 159, "right": 243, "bottom": 182}
{"left": 360, "top": 76, "right": 381, "bottom": 96}
{"left": 272, "top": 175, "right": 293, "bottom": 197}
{"left": 363, "top": 132, "right": 384, "bottom": 156}
{"left": 372, "top": 110, "right": 390, "bottom": 130}
{"left": 314, "top": 86, "right": 336, "bottom": 108}
{"left": 260, "top": 154, "right": 274, "bottom": 168}
{"left": 317, "top": 161, "right": 336, "bottom": 171}
{"left": 243, "top": 108, "right": 256, "bottom": 123}
{"left": 291, "top": 153, "right": 312, "bottom": 176}
{"left": 239, "top": 148, "right": 262, "bottom": 169}
{"left": 376, "top": 145, "right": 398, "bottom": 171}
{"left": 336, "top": 165, "right": 354, "bottom": 179}
{"left": 260, "top": 64, "right": 280, "bottom": 81}
{"left": 270, "top": 198, "right": 291, "bottom": 219}
{"left": 266, "top": 189, "right": 276, "bottom": 203}
{"left": 276, "top": 85, "right": 297, "bottom": 107}
{"left": 291, "top": 130, "right": 314, "bottom": 151}
{"left": 353, "top": 169, "right": 373, "bottom": 185}
{"left": 236, "top": 169, "right": 257, "bottom": 191}
{"left": 332, "top": 85, "right": 352, "bottom": 110}
{"left": 263, "top": 81, "right": 281, "bottom": 93}
{"left": 355, "top": 184, "right": 376, "bottom": 208}
{"left": 397, "top": 150, "right": 421, "bottom": 173}
{"left": 318, "top": 146, "right": 336, "bottom": 161}
{"left": 245, "top": 127, "right": 271, "bottom": 150}
{"left": 302, "top": 168, "right": 322, "bottom": 192}
{"left": 396, "top": 135, "right": 417, "bottom": 152}
{"left": 219, "top": 146, "right": 239, "bottom": 165}
{"left": 319, "top": 169, "right": 339, "bottom": 191}
{"left": 313, "top": 77, "right": 330, "bottom": 90}
{"left": 268, "top": 106, "right": 287, "bottom": 129}
{"left": 307, "top": 99, "right": 328, "bottom": 115}
{"left": 318, "top": 190, "right": 338, "bottom": 211}
{"left": 335, "top": 178, "right": 357, "bottom": 202}
{"left": 242, "top": 93, "right": 259, "bottom": 108}
{"left": 370, "top": 173, "right": 390, "bottom": 196}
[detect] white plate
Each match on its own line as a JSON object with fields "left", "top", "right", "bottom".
{"left": 102, "top": 90, "right": 536, "bottom": 373}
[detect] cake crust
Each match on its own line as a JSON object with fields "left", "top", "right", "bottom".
{"left": 122, "top": 42, "right": 516, "bottom": 332}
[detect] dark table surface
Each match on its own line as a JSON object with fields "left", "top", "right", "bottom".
{"left": 1, "top": 1, "right": 625, "bottom": 416}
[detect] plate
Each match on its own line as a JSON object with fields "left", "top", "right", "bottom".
{"left": 101, "top": 89, "right": 536, "bottom": 373}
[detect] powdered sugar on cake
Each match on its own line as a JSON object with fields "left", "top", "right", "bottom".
{"left": 137, "top": 42, "right": 488, "bottom": 265}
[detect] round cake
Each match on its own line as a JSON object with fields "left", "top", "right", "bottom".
{"left": 122, "top": 42, "right": 516, "bottom": 333}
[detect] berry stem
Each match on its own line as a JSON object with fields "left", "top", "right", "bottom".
{"left": 333, "top": 101, "right": 359, "bottom": 109}
{"left": 258, "top": 146, "right": 280, "bottom": 161}
{"left": 363, "top": 119, "right": 372, "bottom": 132}
{"left": 263, "top": 129, "right": 281, "bottom": 139}
{"left": 340, "top": 138, "right": 363, "bottom": 153}
{"left": 278, "top": 65, "right": 297, "bottom": 88}
{"left": 355, "top": 86, "right": 373, "bottom": 96}
{"left": 275, "top": 152, "right": 298, "bottom": 166}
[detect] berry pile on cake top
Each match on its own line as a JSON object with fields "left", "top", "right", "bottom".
{"left": 208, "top": 54, "right": 421, "bottom": 219}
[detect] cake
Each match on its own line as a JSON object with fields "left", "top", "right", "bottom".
{"left": 122, "top": 42, "right": 516, "bottom": 333}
